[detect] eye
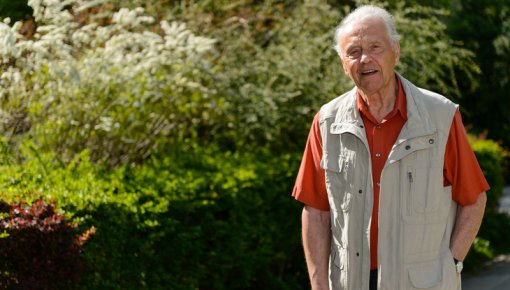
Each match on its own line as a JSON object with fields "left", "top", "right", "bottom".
{"left": 346, "top": 48, "right": 361, "bottom": 59}
{"left": 370, "top": 43, "right": 383, "bottom": 54}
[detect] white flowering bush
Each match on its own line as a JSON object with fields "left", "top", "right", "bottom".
{"left": 0, "top": 0, "right": 218, "bottom": 165}
{"left": 0, "top": 0, "right": 482, "bottom": 164}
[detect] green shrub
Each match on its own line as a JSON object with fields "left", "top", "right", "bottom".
{"left": 77, "top": 146, "right": 307, "bottom": 289}
{"left": 465, "top": 237, "right": 496, "bottom": 272}
{"left": 464, "top": 137, "right": 509, "bottom": 272}
{"left": 0, "top": 142, "right": 308, "bottom": 289}
{"left": 470, "top": 138, "right": 507, "bottom": 212}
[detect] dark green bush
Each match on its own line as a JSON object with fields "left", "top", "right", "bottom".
{"left": 77, "top": 146, "right": 308, "bottom": 289}
{"left": 471, "top": 138, "right": 507, "bottom": 213}
{"left": 0, "top": 142, "right": 308, "bottom": 289}
{"left": 464, "top": 138, "right": 509, "bottom": 272}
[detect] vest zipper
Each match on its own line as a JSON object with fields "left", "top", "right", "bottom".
{"left": 407, "top": 171, "right": 413, "bottom": 216}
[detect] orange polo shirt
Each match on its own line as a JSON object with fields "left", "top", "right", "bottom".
{"left": 292, "top": 78, "right": 490, "bottom": 270}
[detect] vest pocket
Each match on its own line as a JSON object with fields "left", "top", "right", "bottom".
{"left": 409, "top": 167, "right": 440, "bottom": 213}
{"left": 407, "top": 259, "right": 442, "bottom": 289}
{"left": 406, "top": 250, "right": 459, "bottom": 290}
{"left": 402, "top": 166, "right": 448, "bottom": 224}
{"left": 323, "top": 153, "right": 353, "bottom": 212}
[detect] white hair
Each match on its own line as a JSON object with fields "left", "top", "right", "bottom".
{"left": 333, "top": 5, "right": 400, "bottom": 57}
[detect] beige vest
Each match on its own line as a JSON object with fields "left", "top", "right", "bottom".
{"left": 319, "top": 74, "right": 460, "bottom": 290}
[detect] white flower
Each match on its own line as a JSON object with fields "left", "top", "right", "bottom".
{"left": 1, "top": 0, "right": 217, "bottom": 152}
{"left": 112, "top": 7, "right": 154, "bottom": 29}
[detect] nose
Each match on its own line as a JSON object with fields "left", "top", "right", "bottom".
{"left": 360, "top": 51, "right": 371, "bottom": 63}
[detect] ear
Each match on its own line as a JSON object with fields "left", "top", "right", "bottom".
{"left": 393, "top": 42, "right": 401, "bottom": 64}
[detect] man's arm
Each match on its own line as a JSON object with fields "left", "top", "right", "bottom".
{"left": 302, "top": 205, "right": 331, "bottom": 290}
{"left": 450, "top": 192, "right": 487, "bottom": 261}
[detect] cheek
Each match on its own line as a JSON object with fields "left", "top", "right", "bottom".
{"left": 342, "top": 60, "right": 355, "bottom": 76}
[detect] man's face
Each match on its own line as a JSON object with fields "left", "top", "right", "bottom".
{"left": 339, "top": 18, "right": 400, "bottom": 96}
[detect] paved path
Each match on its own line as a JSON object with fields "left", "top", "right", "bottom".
{"left": 499, "top": 186, "right": 510, "bottom": 214}
{"left": 462, "top": 186, "right": 510, "bottom": 290}
{"left": 463, "top": 255, "right": 510, "bottom": 290}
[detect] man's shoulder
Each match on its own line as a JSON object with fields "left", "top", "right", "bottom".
{"left": 319, "top": 87, "right": 357, "bottom": 122}
{"left": 400, "top": 75, "right": 457, "bottom": 109}
{"left": 416, "top": 86, "right": 454, "bottom": 105}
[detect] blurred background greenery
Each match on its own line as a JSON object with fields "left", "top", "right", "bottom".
{"left": 0, "top": 0, "right": 508, "bottom": 289}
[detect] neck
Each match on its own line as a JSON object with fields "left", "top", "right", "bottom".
{"left": 359, "top": 77, "right": 398, "bottom": 123}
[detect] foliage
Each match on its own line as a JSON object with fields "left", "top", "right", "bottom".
{"left": 465, "top": 211, "right": 510, "bottom": 273}
{"left": 0, "top": 199, "right": 89, "bottom": 289}
{"left": 470, "top": 138, "right": 508, "bottom": 212}
{"left": 0, "top": 141, "right": 307, "bottom": 289}
{"left": 0, "top": 0, "right": 218, "bottom": 166}
{"left": 464, "top": 137, "right": 509, "bottom": 272}
{"left": 476, "top": 212, "right": 510, "bottom": 256}
{"left": 0, "top": 0, "right": 32, "bottom": 22}
{"left": 0, "top": 0, "right": 484, "bottom": 160}
{"left": 172, "top": 0, "right": 480, "bottom": 151}
{"left": 79, "top": 147, "right": 307, "bottom": 290}
{"left": 464, "top": 237, "right": 495, "bottom": 273}
{"left": 204, "top": 1, "right": 349, "bottom": 151}
{"left": 352, "top": 0, "right": 480, "bottom": 100}
{"left": 446, "top": 0, "right": 510, "bottom": 147}
{"left": 0, "top": 136, "right": 504, "bottom": 288}
{"left": 0, "top": 0, "right": 507, "bottom": 288}
{"left": 0, "top": 138, "right": 117, "bottom": 213}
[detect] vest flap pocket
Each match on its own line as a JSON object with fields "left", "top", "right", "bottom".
{"left": 408, "top": 259, "right": 442, "bottom": 288}
{"left": 389, "top": 133, "right": 438, "bottom": 164}
{"left": 321, "top": 154, "right": 344, "bottom": 173}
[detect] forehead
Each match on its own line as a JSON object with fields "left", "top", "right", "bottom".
{"left": 341, "top": 18, "right": 389, "bottom": 46}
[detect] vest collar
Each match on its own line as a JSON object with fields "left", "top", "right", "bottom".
{"left": 330, "top": 73, "right": 437, "bottom": 142}
{"left": 396, "top": 73, "right": 437, "bottom": 143}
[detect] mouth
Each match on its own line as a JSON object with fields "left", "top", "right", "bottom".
{"left": 361, "top": 69, "right": 378, "bottom": 76}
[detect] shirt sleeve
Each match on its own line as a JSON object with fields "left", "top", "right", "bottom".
{"left": 444, "top": 109, "right": 490, "bottom": 206}
{"left": 291, "top": 112, "right": 330, "bottom": 211}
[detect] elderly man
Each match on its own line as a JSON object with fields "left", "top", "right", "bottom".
{"left": 292, "top": 5, "right": 489, "bottom": 290}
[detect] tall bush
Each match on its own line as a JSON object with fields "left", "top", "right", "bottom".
{"left": 1, "top": 0, "right": 218, "bottom": 166}
{"left": 1, "top": 0, "right": 482, "bottom": 161}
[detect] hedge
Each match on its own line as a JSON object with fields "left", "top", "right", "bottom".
{"left": 0, "top": 143, "right": 309, "bottom": 289}
{"left": 0, "top": 137, "right": 506, "bottom": 288}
